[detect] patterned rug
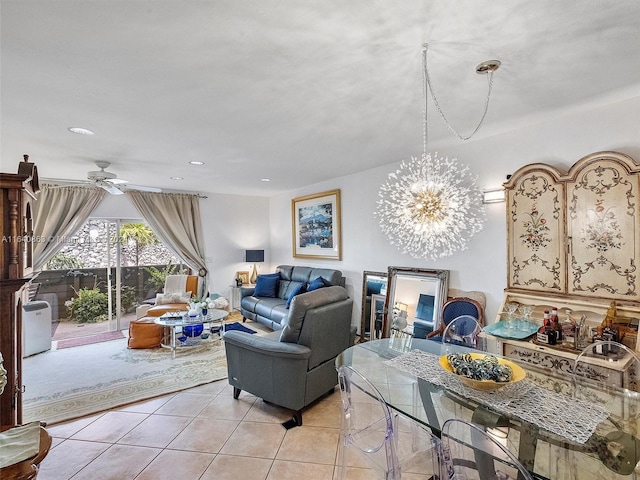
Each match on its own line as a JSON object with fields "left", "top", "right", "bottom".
{"left": 22, "top": 336, "right": 228, "bottom": 425}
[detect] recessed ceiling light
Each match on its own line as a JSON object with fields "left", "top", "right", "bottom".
{"left": 68, "top": 127, "right": 95, "bottom": 135}
{"left": 170, "top": 176, "right": 183, "bottom": 180}
{"left": 189, "top": 161, "right": 204, "bottom": 166}
{"left": 261, "top": 178, "right": 271, "bottom": 182}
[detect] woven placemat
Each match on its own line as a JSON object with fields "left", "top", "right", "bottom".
{"left": 385, "top": 349, "right": 610, "bottom": 444}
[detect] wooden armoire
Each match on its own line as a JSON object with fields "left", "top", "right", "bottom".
{"left": 0, "top": 155, "right": 39, "bottom": 428}
{"left": 505, "top": 150, "right": 640, "bottom": 301}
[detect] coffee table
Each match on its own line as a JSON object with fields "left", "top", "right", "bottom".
{"left": 154, "top": 309, "right": 229, "bottom": 350}
{"left": 204, "top": 308, "right": 229, "bottom": 337}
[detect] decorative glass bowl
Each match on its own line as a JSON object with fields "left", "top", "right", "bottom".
{"left": 438, "top": 353, "right": 526, "bottom": 391}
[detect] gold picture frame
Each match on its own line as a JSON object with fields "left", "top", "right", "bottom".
{"left": 291, "top": 189, "right": 342, "bottom": 260}
{"left": 236, "top": 271, "right": 250, "bottom": 285}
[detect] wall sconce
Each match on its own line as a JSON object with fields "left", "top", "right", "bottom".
{"left": 245, "top": 249, "right": 264, "bottom": 284}
{"left": 482, "top": 188, "right": 506, "bottom": 204}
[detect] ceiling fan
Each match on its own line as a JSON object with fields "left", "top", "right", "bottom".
{"left": 81, "top": 161, "right": 162, "bottom": 195}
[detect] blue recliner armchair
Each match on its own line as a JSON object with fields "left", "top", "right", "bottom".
{"left": 223, "top": 285, "right": 354, "bottom": 425}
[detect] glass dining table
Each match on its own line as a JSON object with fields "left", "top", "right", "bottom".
{"left": 336, "top": 338, "right": 640, "bottom": 480}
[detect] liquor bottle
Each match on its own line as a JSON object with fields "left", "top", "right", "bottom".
{"left": 551, "top": 307, "right": 562, "bottom": 342}
{"left": 547, "top": 316, "right": 557, "bottom": 345}
{"left": 536, "top": 310, "right": 556, "bottom": 345}
{"left": 602, "top": 306, "right": 620, "bottom": 354}
{"left": 561, "top": 308, "right": 576, "bottom": 348}
{"left": 592, "top": 326, "right": 609, "bottom": 355}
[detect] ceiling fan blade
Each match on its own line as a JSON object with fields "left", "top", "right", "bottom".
{"left": 127, "top": 184, "right": 162, "bottom": 193}
{"left": 104, "top": 178, "right": 129, "bottom": 185}
{"left": 97, "top": 181, "right": 125, "bottom": 195}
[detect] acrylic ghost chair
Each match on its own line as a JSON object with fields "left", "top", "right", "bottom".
{"left": 337, "top": 364, "right": 441, "bottom": 479}
{"left": 441, "top": 314, "right": 486, "bottom": 354}
{"left": 567, "top": 340, "right": 640, "bottom": 479}
{"left": 441, "top": 418, "right": 533, "bottom": 480}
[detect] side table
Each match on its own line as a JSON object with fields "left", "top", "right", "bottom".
{"left": 229, "top": 286, "right": 241, "bottom": 312}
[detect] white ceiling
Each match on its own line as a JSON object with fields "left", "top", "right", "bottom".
{"left": 2, "top": 0, "right": 640, "bottom": 196}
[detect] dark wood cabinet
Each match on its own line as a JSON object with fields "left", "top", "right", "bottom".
{"left": 0, "top": 155, "right": 39, "bottom": 428}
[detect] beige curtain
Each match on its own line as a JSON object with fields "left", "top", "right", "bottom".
{"left": 126, "top": 191, "right": 208, "bottom": 294}
{"left": 32, "top": 185, "right": 106, "bottom": 271}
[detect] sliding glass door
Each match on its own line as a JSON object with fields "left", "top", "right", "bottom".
{"left": 40, "top": 218, "right": 186, "bottom": 339}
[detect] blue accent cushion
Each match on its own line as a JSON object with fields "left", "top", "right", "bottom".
{"left": 253, "top": 274, "right": 279, "bottom": 298}
{"left": 306, "top": 277, "right": 328, "bottom": 292}
{"left": 286, "top": 283, "right": 306, "bottom": 308}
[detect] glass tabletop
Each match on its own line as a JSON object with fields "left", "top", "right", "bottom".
{"left": 336, "top": 338, "right": 640, "bottom": 480}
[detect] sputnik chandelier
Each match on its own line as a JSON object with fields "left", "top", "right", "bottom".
{"left": 376, "top": 44, "right": 500, "bottom": 260}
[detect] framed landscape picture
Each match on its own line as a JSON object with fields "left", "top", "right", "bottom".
{"left": 292, "top": 189, "right": 342, "bottom": 260}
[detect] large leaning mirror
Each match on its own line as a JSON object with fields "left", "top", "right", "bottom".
{"left": 360, "top": 271, "right": 388, "bottom": 341}
{"left": 382, "top": 266, "right": 449, "bottom": 339}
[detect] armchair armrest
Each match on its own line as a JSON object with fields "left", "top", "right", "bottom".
{"left": 240, "top": 286, "right": 255, "bottom": 298}
{"left": 426, "top": 327, "right": 443, "bottom": 339}
{"left": 222, "top": 331, "right": 311, "bottom": 360}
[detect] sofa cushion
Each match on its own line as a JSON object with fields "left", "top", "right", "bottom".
{"left": 253, "top": 274, "right": 279, "bottom": 297}
{"left": 306, "top": 277, "right": 328, "bottom": 292}
{"left": 286, "top": 283, "right": 306, "bottom": 308}
{"left": 155, "top": 291, "right": 191, "bottom": 305}
{"left": 254, "top": 297, "right": 288, "bottom": 320}
{"left": 308, "top": 268, "right": 342, "bottom": 286}
{"left": 146, "top": 303, "right": 190, "bottom": 317}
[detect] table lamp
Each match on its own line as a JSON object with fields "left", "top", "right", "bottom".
{"left": 246, "top": 249, "right": 264, "bottom": 284}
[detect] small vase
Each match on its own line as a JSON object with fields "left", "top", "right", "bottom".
{"left": 183, "top": 324, "right": 204, "bottom": 338}
{"left": 201, "top": 308, "right": 208, "bottom": 317}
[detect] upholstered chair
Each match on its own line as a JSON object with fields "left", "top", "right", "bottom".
{"left": 223, "top": 285, "right": 354, "bottom": 425}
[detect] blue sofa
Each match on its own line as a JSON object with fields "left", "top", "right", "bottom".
{"left": 240, "top": 264, "right": 344, "bottom": 330}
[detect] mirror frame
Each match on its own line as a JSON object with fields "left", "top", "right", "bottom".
{"left": 360, "top": 270, "right": 388, "bottom": 342}
{"left": 382, "top": 266, "right": 450, "bottom": 338}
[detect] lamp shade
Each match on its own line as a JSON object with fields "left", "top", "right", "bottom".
{"left": 246, "top": 249, "right": 264, "bottom": 263}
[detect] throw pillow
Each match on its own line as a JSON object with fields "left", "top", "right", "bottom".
{"left": 286, "top": 283, "right": 306, "bottom": 308}
{"left": 253, "top": 274, "right": 279, "bottom": 297}
{"left": 306, "top": 276, "right": 329, "bottom": 292}
{"left": 156, "top": 291, "right": 191, "bottom": 305}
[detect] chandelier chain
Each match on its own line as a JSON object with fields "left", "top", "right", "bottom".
{"left": 422, "top": 43, "right": 495, "bottom": 142}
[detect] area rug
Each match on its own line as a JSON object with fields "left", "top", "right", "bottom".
{"left": 224, "top": 322, "right": 256, "bottom": 334}
{"left": 56, "top": 331, "right": 125, "bottom": 349}
{"left": 22, "top": 336, "right": 228, "bottom": 425}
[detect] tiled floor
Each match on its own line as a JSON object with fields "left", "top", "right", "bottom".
{"left": 38, "top": 379, "right": 438, "bottom": 480}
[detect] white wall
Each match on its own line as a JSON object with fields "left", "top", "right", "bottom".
{"left": 198, "top": 193, "right": 270, "bottom": 297}
{"left": 268, "top": 96, "right": 640, "bottom": 328}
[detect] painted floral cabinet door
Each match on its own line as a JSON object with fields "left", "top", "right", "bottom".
{"left": 566, "top": 156, "right": 640, "bottom": 300}
{"left": 506, "top": 166, "right": 566, "bottom": 293}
